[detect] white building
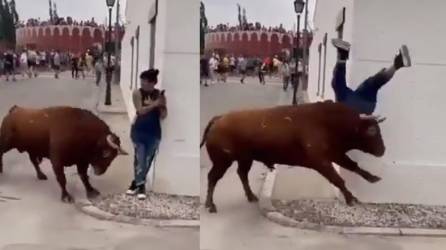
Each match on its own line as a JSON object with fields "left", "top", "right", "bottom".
{"left": 120, "top": 0, "right": 200, "bottom": 196}
{"left": 273, "top": 0, "right": 446, "bottom": 205}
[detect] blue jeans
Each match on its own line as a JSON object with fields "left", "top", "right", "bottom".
{"left": 131, "top": 133, "right": 160, "bottom": 187}
{"left": 331, "top": 62, "right": 392, "bottom": 114}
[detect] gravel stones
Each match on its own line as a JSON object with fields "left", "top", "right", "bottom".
{"left": 273, "top": 199, "right": 446, "bottom": 229}
{"left": 90, "top": 192, "right": 200, "bottom": 221}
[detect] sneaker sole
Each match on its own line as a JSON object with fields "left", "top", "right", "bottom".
{"left": 331, "top": 38, "right": 351, "bottom": 51}
{"left": 400, "top": 45, "right": 411, "bottom": 67}
{"left": 126, "top": 191, "right": 137, "bottom": 196}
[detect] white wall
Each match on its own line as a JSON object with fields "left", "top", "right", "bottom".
{"left": 341, "top": 0, "right": 446, "bottom": 205}
{"left": 120, "top": 0, "right": 200, "bottom": 196}
{"left": 307, "top": 0, "right": 355, "bottom": 102}
{"left": 296, "top": 0, "right": 446, "bottom": 205}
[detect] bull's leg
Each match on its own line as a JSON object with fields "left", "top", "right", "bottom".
{"left": 0, "top": 131, "right": 15, "bottom": 174}
{"left": 334, "top": 154, "right": 381, "bottom": 183}
{"left": 0, "top": 149, "right": 3, "bottom": 173}
{"left": 76, "top": 164, "right": 100, "bottom": 199}
{"left": 313, "top": 162, "right": 359, "bottom": 206}
{"left": 29, "top": 154, "right": 47, "bottom": 180}
{"left": 51, "top": 162, "right": 73, "bottom": 203}
{"left": 237, "top": 159, "right": 258, "bottom": 202}
{"left": 206, "top": 162, "right": 231, "bottom": 213}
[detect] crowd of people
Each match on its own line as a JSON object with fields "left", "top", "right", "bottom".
{"left": 200, "top": 52, "right": 304, "bottom": 90}
{"left": 207, "top": 22, "right": 293, "bottom": 35}
{"left": 18, "top": 17, "right": 102, "bottom": 28}
{"left": 0, "top": 47, "right": 117, "bottom": 84}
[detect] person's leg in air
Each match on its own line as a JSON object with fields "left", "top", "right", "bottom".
{"left": 331, "top": 38, "right": 354, "bottom": 102}
{"left": 354, "top": 45, "right": 412, "bottom": 103}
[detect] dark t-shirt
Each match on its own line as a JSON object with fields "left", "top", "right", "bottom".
{"left": 131, "top": 88, "right": 162, "bottom": 141}
{"left": 200, "top": 58, "right": 209, "bottom": 76}
{"left": 5, "top": 54, "right": 14, "bottom": 66}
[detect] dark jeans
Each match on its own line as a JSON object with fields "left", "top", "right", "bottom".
{"left": 130, "top": 130, "right": 160, "bottom": 187}
{"left": 95, "top": 70, "right": 102, "bottom": 85}
{"left": 72, "top": 67, "right": 78, "bottom": 78}
{"left": 258, "top": 70, "right": 265, "bottom": 84}
{"left": 332, "top": 62, "right": 392, "bottom": 112}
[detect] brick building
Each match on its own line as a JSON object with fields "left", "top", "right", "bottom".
{"left": 16, "top": 25, "right": 124, "bottom": 53}
{"left": 205, "top": 30, "right": 312, "bottom": 58}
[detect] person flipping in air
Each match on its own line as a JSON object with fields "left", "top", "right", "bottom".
{"left": 331, "top": 38, "right": 412, "bottom": 114}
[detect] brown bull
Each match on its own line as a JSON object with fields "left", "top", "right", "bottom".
{"left": 200, "top": 101, "right": 386, "bottom": 213}
{"left": 0, "top": 106, "right": 128, "bottom": 202}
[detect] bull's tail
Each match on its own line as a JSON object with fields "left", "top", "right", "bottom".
{"left": 200, "top": 116, "right": 222, "bottom": 148}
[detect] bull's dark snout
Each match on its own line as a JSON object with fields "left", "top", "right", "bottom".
{"left": 93, "top": 166, "right": 107, "bottom": 176}
{"left": 375, "top": 145, "right": 385, "bottom": 157}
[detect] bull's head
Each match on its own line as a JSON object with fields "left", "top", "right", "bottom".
{"left": 91, "top": 133, "right": 128, "bottom": 175}
{"left": 356, "top": 114, "right": 386, "bottom": 157}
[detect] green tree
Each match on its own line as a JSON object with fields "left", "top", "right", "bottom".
{"left": 0, "top": 0, "right": 19, "bottom": 47}
{"left": 200, "top": 1, "right": 208, "bottom": 55}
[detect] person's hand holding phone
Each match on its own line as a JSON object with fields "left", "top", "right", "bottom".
{"left": 158, "top": 90, "right": 166, "bottom": 107}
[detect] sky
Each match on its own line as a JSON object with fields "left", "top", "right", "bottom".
{"left": 15, "top": 0, "right": 127, "bottom": 24}
{"left": 203, "top": 0, "right": 315, "bottom": 31}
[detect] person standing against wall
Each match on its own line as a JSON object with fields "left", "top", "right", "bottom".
{"left": 126, "top": 69, "right": 168, "bottom": 200}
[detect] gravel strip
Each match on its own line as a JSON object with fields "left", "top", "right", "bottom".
{"left": 273, "top": 199, "right": 446, "bottom": 229}
{"left": 91, "top": 192, "right": 200, "bottom": 220}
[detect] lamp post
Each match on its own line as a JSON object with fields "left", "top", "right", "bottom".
{"left": 292, "top": 0, "right": 305, "bottom": 105}
{"left": 105, "top": 0, "right": 116, "bottom": 106}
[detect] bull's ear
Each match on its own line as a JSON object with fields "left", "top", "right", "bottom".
{"left": 366, "top": 125, "right": 378, "bottom": 136}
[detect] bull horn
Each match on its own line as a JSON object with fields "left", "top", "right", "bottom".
{"left": 377, "top": 116, "right": 387, "bottom": 123}
{"left": 359, "top": 114, "right": 375, "bottom": 120}
{"left": 106, "top": 135, "right": 129, "bottom": 155}
{"left": 360, "top": 114, "right": 386, "bottom": 123}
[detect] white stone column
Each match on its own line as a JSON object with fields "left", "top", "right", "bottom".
{"left": 151, "top": 0, "right": 200, "bottom": 196}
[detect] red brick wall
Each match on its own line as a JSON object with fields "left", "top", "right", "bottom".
{"left": 205, "top": 31, "right": 313, "bottom": 58}
{"left": 16, "top": 26, "right": 124, "bottom": 53}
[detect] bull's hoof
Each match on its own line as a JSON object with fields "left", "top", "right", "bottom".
{"left": 37, "top": 173, "right": 48, "bottom": 180}
{"left": 61, "top": 193, "right": 74, "bottom": 203}
{"left": 346, "top": 197, "right": 360, "bottom": 206}
{"left": 208, "top": 205, "right": 217, "bottom": 213}
{"left": 366, "top": 175, "right": 382, "bottom": 183}
{"left": 87, "top": 189, "right": 101, "bottom": 199}
{"left": 247, "top": 194, "right": 259, "bottom": 202}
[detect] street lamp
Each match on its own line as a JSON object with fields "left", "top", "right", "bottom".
{"left": 292, "top": 0, "right": 305, "bottom": 105}
{"left": 105, "top": 0, "right": 116, "bottom": 106}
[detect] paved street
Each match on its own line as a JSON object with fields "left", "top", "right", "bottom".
{"left": 199, "top": 78, "right": 446, "bottom": 250}
{"left": 0, "top": 72, "right": 198, "bottom": 250}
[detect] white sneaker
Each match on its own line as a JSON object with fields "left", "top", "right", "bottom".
{"left": 136, "top": 185, "right": 147, "bottom": 200}
{"left": 126, "top": 189, "right": 137, "bottom": 196}
{"left": 137, "top": 193, "right": 147, "bottom": 200}
{"left": 125, "top": 181, "right": 137, "bottom": 196}
{"left": 331, "top": 38, "right": 351, "bottom": 51}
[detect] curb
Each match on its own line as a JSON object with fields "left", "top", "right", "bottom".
{"left": 258, "top": 170, "right": 446, "bottom": 237}
{"left": 74, "top": 198, "right": 200, "bottom": 228}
